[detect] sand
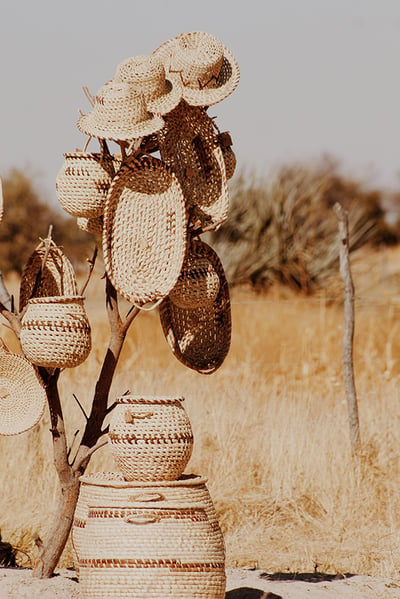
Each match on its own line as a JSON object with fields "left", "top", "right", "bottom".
{"left": 1, "top": 567, "right": 400, "bottom": 598}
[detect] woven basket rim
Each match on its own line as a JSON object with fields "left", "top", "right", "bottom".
{"left": 27, "top": 295, "right": 86, "bottom": 304}
{"left": 116, "top": 395, "right": 184, "bottom": 405}
{"left": 86, "top": 502, "right": 208, "bottom": 513}
{"left": 79, "top": 472, "right": 208, "bottom": 487}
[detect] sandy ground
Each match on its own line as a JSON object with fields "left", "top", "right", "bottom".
{"left": 1, "top": 567, "right": 400, "bottom": 598}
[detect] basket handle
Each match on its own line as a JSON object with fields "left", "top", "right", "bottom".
{"left": 124, "top": 411, "right": 153, "bottom": 424}
{"left": 123, "top": 515, "right": 159, "bottom": 525}
{"left": 128, "top": 492, "right": 165, "bottom": 503}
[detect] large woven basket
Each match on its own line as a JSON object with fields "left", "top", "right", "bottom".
{"left": 56, "top": 151, "right": 115, "bottom": 218}
{"left": 78, "top": 502, "right": 225, "bottom": 599}
{"left": 108, "top": 396, "right": 193, "bottom": 481}
{"left": 0, "top": 347, "right": 46, "bottom": 436}
{"left": 157, "top": 100, "right": 229, "bottom": 230}
{"left": 20, "top": 296, "right": 91, "bottom": 369}
{"left": 73, "top": 472, "right": 224, "bottom": 572}
{"left": 160, "top": 239, "right": 231, "bottom": 374}
{"left": 103, "top": 155, "right": 187, "bottom": 307}
{"left": 19, "top": 240, "right": 78, "bottom": 314}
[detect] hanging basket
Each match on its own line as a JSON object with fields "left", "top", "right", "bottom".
{"left": 19, "top": 240, "right": 78, "bottom": 314}
{"left": 56, "top": 151, "right": 115, "bottom": 218}
{"left": 103, "top": 155, "right": 187, "bottom": 307}
{"left": 160, "top": 239, "right": 231, "bottom": 374}
{"left": 20, "top": 296, "right": 91, "bottom": 369}
{"left": 108, "top": 395, "right": 193, "bottom": 481}
{"left": 78, "top": 502, "right": 226, "bottom": 599}
{"left": 73, "top": 472, "right": 224, "bottom": 573}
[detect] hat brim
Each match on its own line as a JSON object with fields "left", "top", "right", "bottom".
{"left": 159, "top": 239, "right": 231, "bottom": 374}
{"left": 152, "top": 35, "right": 240, "bottom": 107}
{"left": 77, "top": 111, "right": 164, "bottom": 142}
{"left": 0, "top": 352, "right": 46, "bottom": 435}
{"left": 103, "top": 156, "right": 187, "bottom": 306}
{"left": 146, "top": 74, "right": 183, "bottom": 115}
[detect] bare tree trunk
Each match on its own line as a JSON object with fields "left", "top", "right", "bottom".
{"left": 32, "top": 276, "right": 139, "bottom": 578}
{"left": 334, "top": 202, "right": 361, "bottom": 454}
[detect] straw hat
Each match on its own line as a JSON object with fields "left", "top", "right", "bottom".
{"left": 0, "top": 346, "right": 46, "bottom": 435}
{"left": 103, "top": 155, "right": 187, "bottom": 307}
{"left": 153, "top": 31, "right": 240, "bottom": 107}
{"left": 114, "top": 55, "right": 182, "bottom": 116}
{"left": 159, "top": 238, "right": 231, "bottom": 374}
{"left": 157, "top": 100, "right": 229, "bottom": 229}
{"left": 77, "top": 80, "right": 164, "bottom": 142}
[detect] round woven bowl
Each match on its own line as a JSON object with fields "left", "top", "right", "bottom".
{"left": 20, "top": 296, "right": 91, "bottom": 369}
{"left": 78, "top": 502, "right": 226, "bottom": 599}
{"left": 108, "top": 396, "right": 193, "bottom": 482}
{"left": 169, "top": 254, "right": 220, "bottom": 309}
{"left": 56, "top": 152, "right": 115, "bottom": 218}
{"left": 72, "top": 472, "right": 224, "bottom": 573}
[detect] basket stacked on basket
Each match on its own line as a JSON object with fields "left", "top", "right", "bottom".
{"left": 73, "top": 395, "right": 226, "bottom": 599}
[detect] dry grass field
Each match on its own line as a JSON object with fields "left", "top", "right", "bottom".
{"left": 1, "top": 244, "right": 400, "bottom": 579}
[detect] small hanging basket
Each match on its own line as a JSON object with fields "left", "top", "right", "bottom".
{"left": 19, "top": 240, "right": 78, "bottom": 314}
{"left": 56, "top": 151, "right": 115, "bottom": 218}
{"left": 108, "top": 395, "right": 194, "bottom": 481}
{"left": 20, "top": 295, "right": 91, "bottom": 369}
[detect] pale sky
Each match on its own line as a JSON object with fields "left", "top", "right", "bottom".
{"left": 2, "top": 0, "right": 400, "bottom": 204}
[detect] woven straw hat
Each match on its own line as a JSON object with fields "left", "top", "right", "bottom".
{"left": 0, "top": 347, "right": 46, "bottom": 435}
{"left": 157, "top": 101, "right": 229, "bottom": 229}
{"left": 19, "top": 240, "right": 78, "bottom": 314}
{"left": 103, "top": 155, "right": 187, "bottom": 307}
{"left": 159, "top": 238, "right": 231, "bottom": 374}
{"left": 77, "top": 80, "right": 164, "bottom": 142}
{"left": 153, "top": 31, "right": 240, "bottom": 107}
{"left": 114, "top": 55, "right": 182, "bottom": 116}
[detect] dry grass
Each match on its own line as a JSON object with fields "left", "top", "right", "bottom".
{"left": 1, "top": 246, "right": 400, "bottom": 577}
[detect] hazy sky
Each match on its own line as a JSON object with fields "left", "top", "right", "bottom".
{"left": 2, "top": 0, "right": 400, "bottom": 204}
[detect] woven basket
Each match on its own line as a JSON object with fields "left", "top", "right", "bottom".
{"left": 20, "top": 296, "right": 91, "bottom": 369}
{"left": 56, "top": 151, "right": 115, "bottom": 218}
{"left": 19, "top": 240, "right": 78, "bottom": 314}
{"left": 77, "top": 215, "right": 103, "bottom": 237}
{"left": 78, "top": 503, "right": 225, "bottom": 599}
{"left": 160, "top": 239, "right": 231, "bottom": 374}
{"left": 108, "top": 396, "right": 193, "bottom": 481}
{"left": 168, "top": 252, "right": 220, "bottom": 309}
{"left": 157, "top": 101, "right": 229, "bottom": 229}
{"left": 103, "top": 155, "right": 187, "bottom": 307}
{"left": 0, "top": 348, "right": 46, "bottom": 436}
{"left": 72, "top": 472, "right": 224, "bottom": 572}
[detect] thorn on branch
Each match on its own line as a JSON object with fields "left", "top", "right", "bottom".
{"left": 72, "top": 394, "right": 89, "bottom": 421}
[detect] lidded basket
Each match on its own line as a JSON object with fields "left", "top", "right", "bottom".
{"left": 20, "top": 295, "right": 91, "bottom": 369}
{"left": 56, "top": 151, "right": 115, "bottom": 218}
{"left": 78, "top": 502, "right": 226, "bottom": 599}
{"left": 108, "top": 395, "right": 193, "bottom": 481}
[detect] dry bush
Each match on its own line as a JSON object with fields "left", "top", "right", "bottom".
{"left": 1, "top": 246, "right": 400, "bottom": 576}
{"left": 211, "top": 160, "right": 389, "bottom": 292}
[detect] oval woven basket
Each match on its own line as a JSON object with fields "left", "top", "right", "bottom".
{"left": 160, "top": 239, "right": 231, "bottom": 374}
{"left": 56, "top": 151, "right": 115, "bottom": 218}
{"left": 108, "top": 396, "right": 193, "bottom": 482}
{"left": 19, "top": 240, "right": 78, "bottom": 314}
{"left": 20, "top": 296, "right": 91, "bottom": 369}
{"left": 103, "top": 155, "right": 187, "bottom": 307}
{"left": 157, "top": 101, "right": 229, "bottom": 229}
{"left": 78, "top": 503, "right": 225, "bottom": 599}
{"left": 0, "top": 349, "right": 46, "bottom": 436}
{"left": 72, "top": 472, "right": 224, "bottom": 573}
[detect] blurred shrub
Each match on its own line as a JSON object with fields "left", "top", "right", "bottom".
{"left": 210, "top": 161, "right": 391, "bottom": 292}
{"left": 0, "top": 169, "right": 93, "bottom": 274}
